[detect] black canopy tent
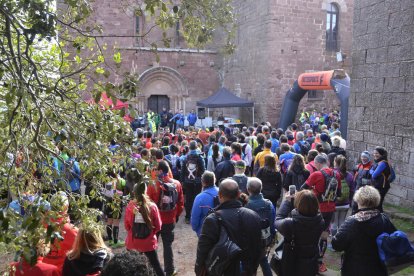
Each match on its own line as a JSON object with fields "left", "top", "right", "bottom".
{"left": 196, "top": 87, "right": 255, "bottom": 123}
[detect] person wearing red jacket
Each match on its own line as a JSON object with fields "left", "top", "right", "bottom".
{"left": 146, "top": 160, "right": 184, "bottom": 276}
{"left": 43, "top": 192, "right": 78, "bottom": 270}
{"left": 302, "top": 154, "right": 342, "bottom": 273}
{"left": 10, "top": 256, "right": 60, "bottom": 276}
{"left": 125, "top": 182, "right": 164, "bottom": 276}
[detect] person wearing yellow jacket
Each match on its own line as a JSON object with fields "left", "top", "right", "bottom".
{"left": 253, "top": 140, "right": 279, "bottom": 175}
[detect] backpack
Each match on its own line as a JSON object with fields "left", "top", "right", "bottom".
{"left": 377, "top": 229, "right": 414, "bottom": 274}
{"left": 205, "top": 211, "right": 242, "bottom": 276}
{"left": 241, "top": 143, "right": 248, "bottom": 161}
{"left": 381, "top": 161, "right": 396, "bottom": 184}
{"left": 280, "top": 157, "right": 294, "bottom": 175}
{"left": 297, "top": 141, "right": 310, "bottom": 156}
{"left": 249, "top": 138, "right": 258, "bottom": 154}
{"left": 132, "top": 208, "right": 152, "bottom": 239}
{"left": 319, "top": 170, "right": 339, "bottom": 202}
{"left": 232, "top": 175, "right": 248, "bottom": 193}
{"left": 186, "top": 154, "right": 200, "bottom": 181}
{"left": 166, "top": 154, "right": 180, "bottom": 176}
{"left": 248, "top": 200, "right": 273, "bottom": 248}
{"left": 158, "top": 181, "right": 179, "bottom": 212}
{"left": 336, "top": 178, "right": 350, "bottom": 205}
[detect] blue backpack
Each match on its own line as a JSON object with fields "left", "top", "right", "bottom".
{"left": 377, "top": 230, "right": 414, "bottom": 274}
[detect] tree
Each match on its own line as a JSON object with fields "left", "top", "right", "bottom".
{"left": 0, "top": 0, "right": 234, "bottom": 266}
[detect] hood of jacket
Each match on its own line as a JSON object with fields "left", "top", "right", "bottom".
{"left": 67, "top": 249, "right": 109, "bottom": 275}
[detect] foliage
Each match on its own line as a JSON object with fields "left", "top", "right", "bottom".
{"left": 0, "top": 0, "right": 235, "bottom": 267}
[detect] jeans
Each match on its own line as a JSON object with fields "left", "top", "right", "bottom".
{"left": 331, "top": 205, "right": 349, "bottom": 236}
{"left": 158, "top": 223, "right": 175, "bottom": 276}
{"left": 144, "top": 250, "right": 165, "bottom": 276}
{"left": 184, "top": 181, "right": 202, "bottom": 219}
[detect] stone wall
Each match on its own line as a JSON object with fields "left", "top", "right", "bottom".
{"left": 348, "top": 0, "right": 414, "bottom": 207}
{"left": 224, "top": 0, "right": 354, "bottom": 125}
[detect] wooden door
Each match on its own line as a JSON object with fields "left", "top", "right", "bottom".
{"left": 147, "top": 95, "right": 169, "bottom": 113}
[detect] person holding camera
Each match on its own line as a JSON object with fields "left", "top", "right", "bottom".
{"left": 274, "top": 189, "right": 325, "bottom": 276}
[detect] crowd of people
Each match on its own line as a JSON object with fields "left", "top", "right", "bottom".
{"left": 9, "top": 108, "right": 400, "bottom": 276}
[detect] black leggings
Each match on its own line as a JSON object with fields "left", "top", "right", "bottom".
{"left": 144, "top": 250, "right": 165, "bottom": 276}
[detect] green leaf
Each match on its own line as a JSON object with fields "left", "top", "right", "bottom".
{"left": 95, "top": 67, "right": 105, "bottom": 74}
{"left": 113, "top": 52, "right": 121, "bottom": 64}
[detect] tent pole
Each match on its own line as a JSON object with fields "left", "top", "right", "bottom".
{"left": 208, "top": 108, "right": 210, "bottom": 118}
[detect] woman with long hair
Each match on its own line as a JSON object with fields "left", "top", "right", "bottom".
{"left": 331, "top": 155, "right": 354, "bottom": 236}
{"left": 62, "top": 227, "right": 111, "bottom": 276}
{"left": 207, "top": 143, "right": 223, "bottom": 171}
{"left": 370, "top": 146, "right": 392, "bottom": 212}
{"left": 256, "top": 155, "right": 282, "bottom": 208}
{"left": 124, "top": 183, "right": 164, "bottom": 276}
{"left": 283, "top": 154, "right": 310, "bottom": 191}
{"left": 275, "top": 190, "right": 324, "bottom": 276}
{"left": 231, "top": 142, "right": 242, "bottom": 161}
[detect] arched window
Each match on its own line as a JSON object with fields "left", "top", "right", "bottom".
{"left": 326, "top": 3, "right": 339, "bottom": 51}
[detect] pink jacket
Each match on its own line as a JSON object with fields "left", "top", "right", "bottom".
{"left": 124, "top": 200, "right": 162, "bottom": 253}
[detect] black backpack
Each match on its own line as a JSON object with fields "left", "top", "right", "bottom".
{"left": 158, "top": 181, "right": 179, "bottom": 212}
{"left": 132, "top": 208, "right": 152, "bottom": 239}
{"left": 297, "top": 141, "right": 310, "bottom": 156}
{"left": 248, "top": 200, "right": 273, "bottom": 248}
{"left": 319, "top": 170, "right": 339, "bottom": 203}
{"left": 186, "top": 154, "right": 200, "bottom": 181}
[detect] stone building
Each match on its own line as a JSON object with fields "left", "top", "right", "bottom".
{"left": 74, "top": 0, "right": 354, "bottom": 122}
{"left": 347, "top": 0, "right": 414, "bottom": 207}
{"left": 224, "top": 0, "right": 354, "bottom": 123}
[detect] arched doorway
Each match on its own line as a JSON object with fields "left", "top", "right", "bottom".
{"left": 135, "top": 66, "right": 188, "bottom": 113}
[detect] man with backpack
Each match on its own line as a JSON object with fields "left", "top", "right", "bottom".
{"left": 279, "top": 143, "right": 296, "bottom": 178}
{"left": 301, "top": 155, "right": 342, "bottom": 273}
{"left": 214, "top": 147, "right": 235, "bottom": 185}
{"left": 293, "top": 131, "right": 311, "bottom": 156}
{"left": 181, "top": 141, "right": 206, "bottom": 224}
{"left": 191, "top": 171, "right": 218, "bottom": 236}
{"left": 245, "top": 177, "right": 276, "bottom": 276}
{"left": 195, "top": 179, "right": 262, "bottom": 276}
{"left": 232, "top": 160, "right": 249, "bottom": 193}
{"left": 146, "top": 160, "right": 184, "bottom": 276}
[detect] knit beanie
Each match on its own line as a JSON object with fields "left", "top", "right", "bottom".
{"left": 361, "top": 151, "right": 370, "bottom": 160}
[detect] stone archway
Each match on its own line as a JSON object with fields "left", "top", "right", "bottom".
{"left": 135, "top": 66, "right": 188, "bottom": 113}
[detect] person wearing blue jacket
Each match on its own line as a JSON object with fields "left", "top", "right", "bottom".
{"left": 187, "top": 109, "right": 198, "bottom": 127}
{"left": 370, "top": 146, "right": 393, "bottom": 212}
{"left": 191, "top": 171, "right": 218, "bottom": 236}
{"left": 170, "top": 109, "right": 185, "bottom": 131}
{"left": 66, "top": 157, "right": 81, "bottom": 194}
{"left": 245, "top": 177, "right": 276, "bottom": 276}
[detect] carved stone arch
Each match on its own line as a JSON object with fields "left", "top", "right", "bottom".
{"left": 135, "top": 66, "right": 188, "bottom": 112}
{"left": 321, "top": 0, "right": 348, "bottom": 12}
{"left": 139, "top": 66, "right": 188, "bottom": 97}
